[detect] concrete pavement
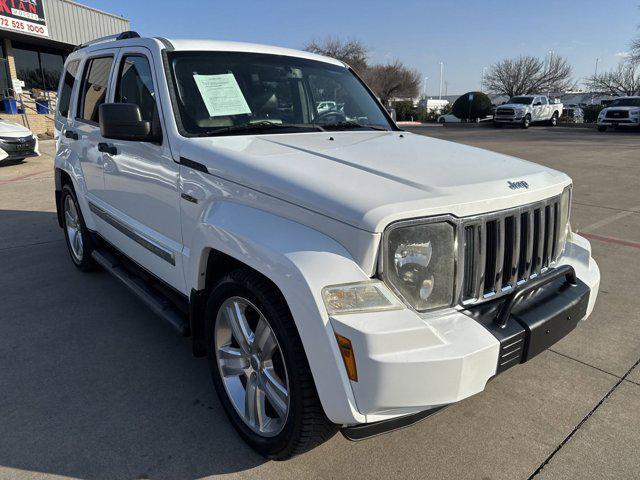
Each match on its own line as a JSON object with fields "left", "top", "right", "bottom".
{"left": 1, "top": 128, "right": 639, "bottom": 479}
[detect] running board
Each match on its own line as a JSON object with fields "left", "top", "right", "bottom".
{"left": 91, "top": 250, "right": 189, "bottom": 336}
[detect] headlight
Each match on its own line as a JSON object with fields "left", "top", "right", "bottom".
{"left": 557, "top": 185, "right": 572, "bottom": 258}
{"left": 382, "top": 220, "right": 456, "bottom": 312}
{"left": 322, "top": 280, "right": 403, "bottom": 315}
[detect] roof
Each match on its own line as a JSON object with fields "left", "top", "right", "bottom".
{"left": 166, "top": 39, "right": 344, "bottom": 66}
{"left": 72, "top": 35, "right": 344, "bottom": 67}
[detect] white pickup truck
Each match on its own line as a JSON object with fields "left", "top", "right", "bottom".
{"left": 494, "top": 95, "right": 563, "bottom": 128}
{"left": 53, "top": 33, "right": 599, "bottom": 459}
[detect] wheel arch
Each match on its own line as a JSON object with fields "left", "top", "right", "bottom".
{"left": 187, "top": 201, "right": 369, "bottom": 424}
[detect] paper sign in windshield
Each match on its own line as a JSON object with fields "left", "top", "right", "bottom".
{"left": 193, "top": 73, "right": 251, "bottom": 117}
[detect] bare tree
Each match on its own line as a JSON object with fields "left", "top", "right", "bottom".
{"left": 632, "top": 36, "right": 640, "bottom": 64}
{"left": 585, "top": 61, "right": 640, "bottom": 96}
{"left": 363, "top": 60, "right": 421, "bottom": 106}
{"left": 484, "top": 55, "right": 574, "bottom": 97}
{"left": 304, "top": 37, "right": 369, "bottom": 73}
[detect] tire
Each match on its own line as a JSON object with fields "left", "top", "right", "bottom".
{"left": 438, "top": 118, "right": 445, "bottom": 124}
{"left": 61, "top": 184, "right": 97, "bottom": 271}
{"left": 205, "top": 269, "right": 337, "bottom": 459}
{"left": 597, "top": 125, "right": 607, "bottom": 132}
{"left": 549, "top": 113, "right": 558, "bottom": 126}
{"left": 521, "top": 114, "right": 531, "bottom": 129}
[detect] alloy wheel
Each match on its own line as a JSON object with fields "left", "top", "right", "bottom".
{"left": 64, "top": 195, "right": 84, "bottom": 262}
{"left": 214, "top": 296, "right": 290, "bottom": 437}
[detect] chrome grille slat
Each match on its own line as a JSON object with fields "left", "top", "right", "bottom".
{"left": 493, "top": 218, "right": 505, "bottom": 293}
{"left": 509, "top": 213, "right": 521, "bottom": 286}
{"left": 474, "top": 221, "right": 486, "bottom": 300}
{"left": 460, "top": 194, "right": 565, "bottom": 306}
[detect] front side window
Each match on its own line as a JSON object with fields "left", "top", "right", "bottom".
{"left": 77, "top": 56, "right": 113, "bottom": 123}
{"left": 57, "top": 60, "right": 79, "bottom": 118}
{"left": 115, "top": 55, "right": 157, "bottom": 123}
{"left": 167, "top": 51, "right": 393, "bottom": 136}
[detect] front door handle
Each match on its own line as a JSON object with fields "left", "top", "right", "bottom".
{"left": 64, "top": 130, "right": 78, "bottom": 140}
{"left": 98, "top": 142, "right": 118, "bottom": 155}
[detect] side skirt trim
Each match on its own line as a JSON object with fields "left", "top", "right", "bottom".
{"left": 88, "top": 201, "right": 176, "bottom": 265}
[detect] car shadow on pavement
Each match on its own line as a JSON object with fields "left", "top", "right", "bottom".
{"left": 0, "top": 210, "right": 266, "bottom": 479}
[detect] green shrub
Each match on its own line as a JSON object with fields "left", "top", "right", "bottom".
{"left": 452, "top": 91, "right": 492, "bottom": 120}
{"left": 391, "top": 101, "right": 415, "bottom": 121}
{"left": 582, "top": 104, "right": 604, "bottom": 123}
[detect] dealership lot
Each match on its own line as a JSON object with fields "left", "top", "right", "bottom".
{"left": 1, "top": 128, "right": 639, "bottom": 480}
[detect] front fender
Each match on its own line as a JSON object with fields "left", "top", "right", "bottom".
{"left": 188, "top": 201, "right": 369, "bottom": 424}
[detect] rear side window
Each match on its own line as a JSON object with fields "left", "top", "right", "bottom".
{"left": 77, "top": 56, "right": 113, "bottom": 123}
{"left": 115, "top": 55, "right": 157, "bottom": 123}
{"left": 57, "top": 60, "right": 79, "bottom": 118}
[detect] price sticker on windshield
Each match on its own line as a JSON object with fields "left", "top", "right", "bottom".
{"left": 193, "top": 73, "right": 251, "bottom": 117}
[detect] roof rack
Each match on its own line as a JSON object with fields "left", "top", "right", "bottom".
{"left": 73, "top": 31, "right": 140, "bottom": 51}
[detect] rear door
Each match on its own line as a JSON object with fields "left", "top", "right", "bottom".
{"left": 73, "top": 53, "right": 118, "bottom": 203}
{"left": 101, "top": 47, "right": 185, "bottom": 293}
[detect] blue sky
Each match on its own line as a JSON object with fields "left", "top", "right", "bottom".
{"left": 82, "top": 0, "right": 639, "bottom": 94}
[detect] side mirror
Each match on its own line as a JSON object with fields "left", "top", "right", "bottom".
{"left": 99, "top": 103, "right": 160, "bottom": 142}
{"left": 534, "top": 101, "right": 542, "bottom": 106}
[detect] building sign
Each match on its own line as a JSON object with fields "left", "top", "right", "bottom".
{"left": 0, "top": 0, "right": 48, "bottom": 37}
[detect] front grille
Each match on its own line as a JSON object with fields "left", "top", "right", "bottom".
{"left": 496, "top": 108, "right": 514, "bottom": 116}
{"left": 461, "top": 195, "right": 563, "bottom": 304}
{"left": 0, "top": 135, "right": 36, "bottom": 154}
{"left": 606, "top": 110, "right": 629, "bottom": 119}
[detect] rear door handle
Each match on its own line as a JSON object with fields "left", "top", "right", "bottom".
{"left": 98, "top": 142, "right": 118, "bottom": 155}
{"left": 64, "top": 130, "right": 78, "bottom": 140}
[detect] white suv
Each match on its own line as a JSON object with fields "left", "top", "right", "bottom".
{"left": 53, "top": 32, "right": 600, "bottom": 459}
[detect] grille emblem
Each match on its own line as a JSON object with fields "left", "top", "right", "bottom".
{"left": 508, "top": 180, "right": 529, "bottom": 190}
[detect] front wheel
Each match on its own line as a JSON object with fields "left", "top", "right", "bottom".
{"left": 521, "top": 115, "right": 531, "bottom": 129}
{"left": 205, "top": 269, "right": 337, "bottom": 459}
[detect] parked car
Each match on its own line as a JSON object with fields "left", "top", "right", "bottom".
{"left": 54, "top": 33, "right": 600, "bottom": 459}
{"left": 438, "top": 113, "right": 492, "bottom": 123}
{"left": 494, "top": 95, "right": 563, "bottom": 128}
{"left": 561, "top": 104, "right": 584, "bottom": 123}
{"left": 597, "top": 96, "right": 640, "bottom": 131}
{"left": 437, "top": 112, "right": 460, "bottom": 123}
{"left": 0, "top": 118, "right": 39, "bottom": 164}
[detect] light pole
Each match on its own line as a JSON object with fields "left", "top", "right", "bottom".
{"left": 438, "top": 62, "right": 444, "bottom": 99}
{"left": 423, "top": 76, "right": 429, "bottom": 99}
{"left": 591, "top": 58, "right": 600, "bottom": 104}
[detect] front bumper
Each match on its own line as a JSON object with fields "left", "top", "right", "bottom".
{"left": 0, "top": 136, "right": 39, "bottom": 160}
{"left": 331, "top": 233, "right": 599, "bottom": 425}
{"left": 598, "top": 118, "right": 640, "bottom": 127}
{"left": 494, "top": 115, "right": 524, "bottom": 123}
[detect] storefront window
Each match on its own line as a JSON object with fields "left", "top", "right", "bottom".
{"left": 11, "top": 41, "right": 67, "bottom": 92}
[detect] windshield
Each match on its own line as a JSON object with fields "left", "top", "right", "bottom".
{"left": 609, "top": 98, "right": 640, "bottom": 107}
{"left": 167, "top": 51, "right": 394, "bottom": 136}
{"left": 507, "top": 96, "right": 534, "bottom": 105}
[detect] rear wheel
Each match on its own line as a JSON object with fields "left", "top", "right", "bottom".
{"left": 521, "top": 114, "right": 531, "bottom": 129}
{"left": 549, "top": 113, "right": 558, "bottom": 126}
{"left": 205, "top": 269, "right": 337, "bottom": 459}
{"left": 61, "top": 184, "right": 97, "bottom": 271}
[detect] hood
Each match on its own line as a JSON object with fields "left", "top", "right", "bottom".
{"left": 181, "top": 131, "right": 570, "bottom": 233}
{"left": 604, "top": 106, "right": 640, "bottom": 112}
{"left": 498, "top": 103, "right": 530, "bottom": 110}
{"left": 0, "top": 118, "right": 33, "bottom": 136}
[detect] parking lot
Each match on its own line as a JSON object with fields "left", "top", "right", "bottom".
{"left": 1, "top": 126, "right": 639, "bottom": 480}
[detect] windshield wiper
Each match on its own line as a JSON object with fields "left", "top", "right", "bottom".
{"left": 319, "top": 121, "right": 388, "bottom": 131}
{"left": 196, "top": 121, "right": 325, "bottom": 137}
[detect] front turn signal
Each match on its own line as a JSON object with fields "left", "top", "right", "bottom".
{"left": 336, "top": 334, "right": 358, "bottom": 382}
